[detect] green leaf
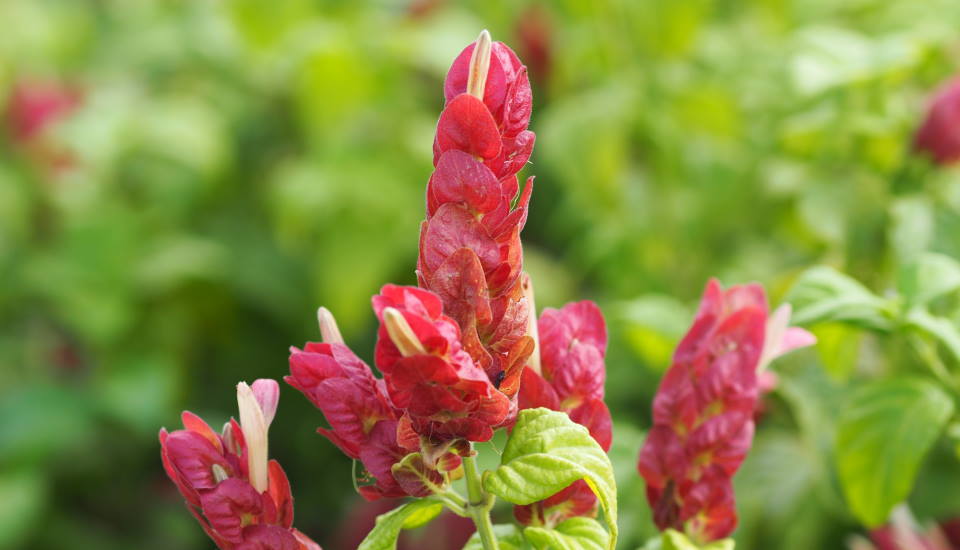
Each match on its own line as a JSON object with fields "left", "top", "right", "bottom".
{"left": 889, "top": 196, "right": 934, "bottom": 264}
{"left": 786, "top": 266, "right": 897, "bottom": 331}
{"left": 357, "top": 499, "right": 443, "bottom": 550}
{"left": 524, "top": 517, "right": 610, "bottom": 550}
{"left": 810, "top": 323, "right": 863, "bottom": 381}
{"left": 836, "top": 378, "right": 954, "bottom": 527}
{"left": 0, "top": 470, "right": 46, "bottom": 548}
{"left": 903, "top": 308, "right": 960, "bottom": 364}
{"left": 400, "top": 501, "right": 443, "bottom": 530}
{"left": 620, "top": 295, "right": 691, "bottom": 370}
{"left": 898, "top": 253, "right": 960, "bottom": 307}
{"left": 483, "top": 408, "right": 618, "bottom": 549}
{"left": 462, "top": 524, "right": 529, "bottom": 550}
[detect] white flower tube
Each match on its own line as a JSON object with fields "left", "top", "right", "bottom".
{"left": 236, "top": 379, "right": 278, "bottom": 493}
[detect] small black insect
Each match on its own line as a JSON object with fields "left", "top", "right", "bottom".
{"left": 493, "top": 370, "right": 505, "bottom": 389}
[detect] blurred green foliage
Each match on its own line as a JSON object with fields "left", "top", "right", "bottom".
{"left": 2, "top": 0, "right": 960, "bottom": 549}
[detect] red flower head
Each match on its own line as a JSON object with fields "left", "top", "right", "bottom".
{"left": 863, "top": 508, "right": 955, "bottom": 550}
{"left": 373, "top": 284, "right": 511, "bottom": 444}
{"left": 514, "top": 300, "right": 612, "bottom": 527}
{"left": 419, "top": 31, "right": 536, "bottom": 409}
{"left": 159, "top": 380, "right": 320, "bottom": 550}
{"left": 5, "top": 79, "right": 80, "bottom": 143}
{"left": 637, "top": 279, "right": 790, "bottom": 543}
{"left": 915, "top": 76, "right": 960, "bottom": 166}
{"left": 5, "top": 79, "right": 81, "bottom": 172}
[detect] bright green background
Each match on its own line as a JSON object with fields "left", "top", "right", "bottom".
{"left": 3, "top": 0, "right": 960, "bottom": 548}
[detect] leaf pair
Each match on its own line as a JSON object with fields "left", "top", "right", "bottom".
{"left": 485, "top": 408, "right": 618, "bottom": 549}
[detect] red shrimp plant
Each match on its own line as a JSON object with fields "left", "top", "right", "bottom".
{"left": 160, "top": 30, "right": 815, "bottom": 550}
{"left": 286, "top": 30, "right": 618, "bottom": 550}
{"left": 161, "top": 31, "right": 618, "bottom": 550}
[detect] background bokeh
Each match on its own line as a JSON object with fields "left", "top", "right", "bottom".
{"left": 3, "top": 0, "right": 960, "bottom": 548}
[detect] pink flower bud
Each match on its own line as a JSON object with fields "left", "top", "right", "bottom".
{"left": 915, "top": 76, "right": 960, "bottom": 166}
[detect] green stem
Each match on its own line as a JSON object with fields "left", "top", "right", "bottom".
{"left": 463, "top": 450, "right": 499, "bottom": 550}
{"left": 435, "top": 489, "right": 468, "bottom": 517}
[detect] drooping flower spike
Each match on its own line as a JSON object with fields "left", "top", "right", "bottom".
{"left": 515, "top": 298, "right": 613, "bottom": 527}
{"left": 159, "top": 379, "right": 320, "bottom": 550}
{"left": 637, "top": 279, "right": 814, "bottom": 543}
{"left": 287, "top": 304, "right": 463, "bottom": 501}
{"left": 419, "top": 30, "right": 536, "bottom": 409}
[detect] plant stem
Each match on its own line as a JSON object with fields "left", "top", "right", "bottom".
{"left": 463, "top": 450, "right": 499, "bottom": 550}
{"left": 434, "top": 489, "right": 468, "bottom": 517}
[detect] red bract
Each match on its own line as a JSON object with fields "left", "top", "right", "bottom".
{"left": 419, "top": 34, "right": 536, "bottom": 410}
{"left": 637, "top": 279, "right": 769, "bottom": 543}
{"left": 373, "top": 284, "right": 511, "bottom": 444}
{"left": 515, "top": 301, "right": 612, "bottom": 527}
{"left": 915, "top": 76, "right": 960, "bottom": 166}
{"left": 159, "top": 380, "right": 320, "bottom": 550}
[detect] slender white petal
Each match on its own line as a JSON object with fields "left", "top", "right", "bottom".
{"left": 237, "top": 381, "right": 269, "bottom": 493}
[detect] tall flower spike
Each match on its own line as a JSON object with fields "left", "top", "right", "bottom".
{"left": 420, "top": 30, "right": 536, "bottom": 413}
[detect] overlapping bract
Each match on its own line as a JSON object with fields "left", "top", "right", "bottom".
{"left": 419, "top": 39, "right": 535, "bottom": 406}
{"left": 286, "top": 285, "right": 508, "bottom": 501}
{"left": 915, "top": 76, "right": 960, "bottom": 166}
{"left": 159, "top": 380, "right": 320, "bottom": 550}
{"left": 637, "top": 279, "right": 814, "bottom": 543}
{"left": 374, "top": 284, "right": 511, "bottom": 443}
{"left": 515, "top": 301, "right": 613, "bottom": 527}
